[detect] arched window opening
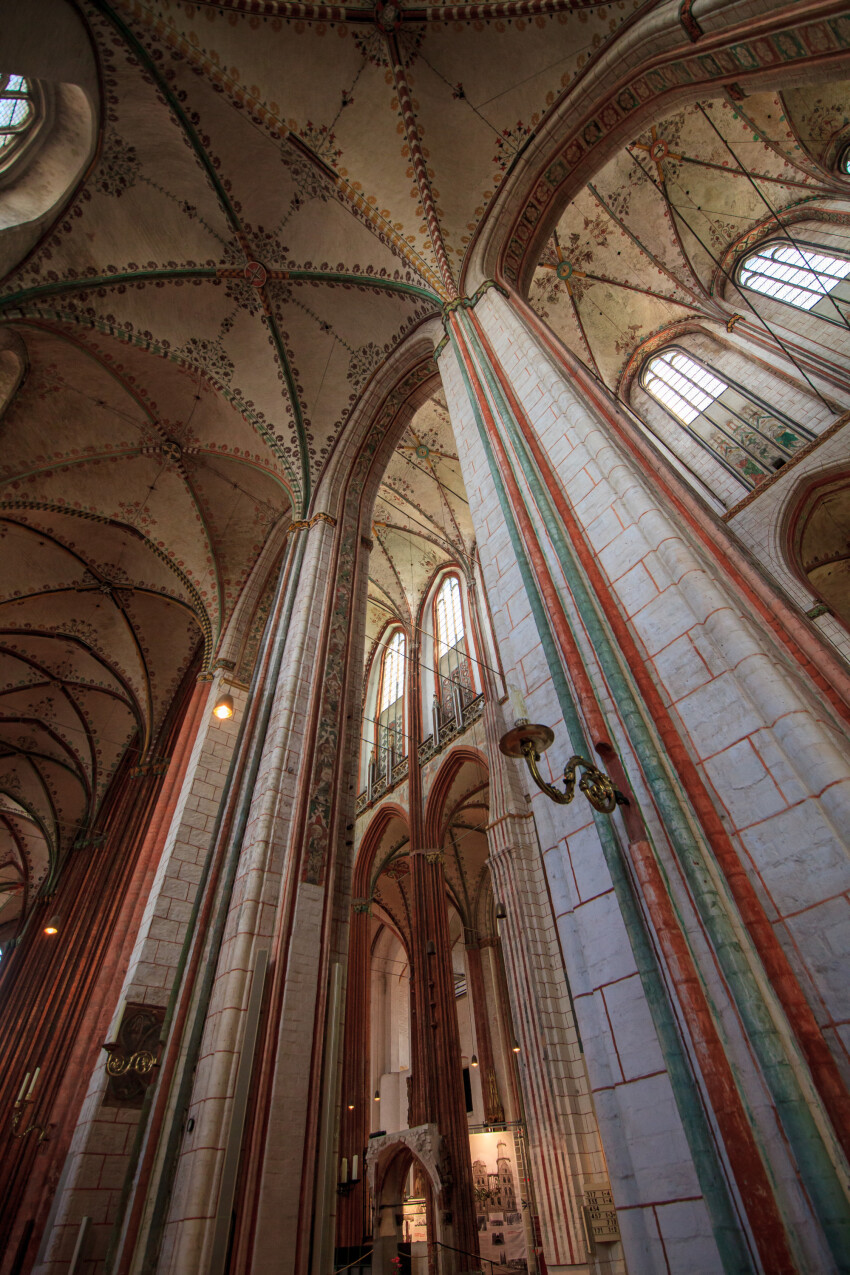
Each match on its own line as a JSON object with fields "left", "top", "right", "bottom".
{"left": 642, "top": 348, "right": 813, "bottom": 491}
{"left": 433, "top": 575, "right": 475, "bottom": 731}
{"left": 375, "top": 630, "right": 406, "bottom": 784}
{"left": 0, "top": 74, "right": 39, "bottom": 172}
{"left": 790, "top": 471, "right": 850, "bottom": 633}
{"left": 738, "top": 241, "right": 850, "bottom": 324}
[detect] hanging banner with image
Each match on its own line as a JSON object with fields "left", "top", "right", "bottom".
{"left": 469, "top": 1131, "right": 529, "bottom": 1271}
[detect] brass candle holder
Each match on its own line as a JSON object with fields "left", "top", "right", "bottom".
{"left": 499, "top": 723, "right": 620, "bottom": 815}
{"left": 11, "top": 1068, "right": 49, "bottom": 1143}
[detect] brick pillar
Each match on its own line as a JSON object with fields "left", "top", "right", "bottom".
{"left": 463, "top": 941, "right": 503, "bottom": 1124}
{"left": 405, "top": 648, "right": 479, "bottom": 1272}
{"left": 337, "top": 901, "right": 372, "bottom": 1248}
{"left": 408, "top": 847, "right": 480, "bottom": 1270}
{"left": 1, "top": 674, "right": 210, "bottom": 1275}
{"left": 36, "top": 671, "right": 244, "bottom": 1275}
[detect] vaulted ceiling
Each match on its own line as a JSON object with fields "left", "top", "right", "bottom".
{"left": 0, "top": 0, "right": 644, "bottom": 939}
{"left": 527, "top": 80, "right": 850, "bottom": 391}
{"left": 364, "top": 754, "right": 492, "bottom": 951}
{"left": 4, "top": 6, "right": 845, "bottom": 939}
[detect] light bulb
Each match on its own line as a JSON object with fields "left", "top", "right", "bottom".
{"left": 213, "top": 694, "right": 234, "bottom": 720}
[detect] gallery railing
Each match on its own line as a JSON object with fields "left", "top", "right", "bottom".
{"left": 355, "top": 691, "right": 484, "bottom": 815}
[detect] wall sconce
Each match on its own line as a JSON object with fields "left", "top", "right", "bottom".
{"left": 512, "top": 1041, "right": 521, "bottom": 1054}
{"left": 43, "top": 916, "right": 60, "bottom": 936}
{"left": 213, "top": 693, "right": 234, "bottom": 720}
{"left": 425, "top": 940, "right": 436, "bottom": 956}
{"left": 11, "top": 1069, "right": 49, "bottom": 1143}
{"left": 347, "top": 1102, "right": 355, "bottom": 1110}
{"left": 494, "top": 902, "right": 507, "bottom": 920}
{"left": 374, "top": 1089, "right": 380, "bottom": 1101}
{"left": 499, "top": 723, "right": 619, "bottom": 814}
{"left": 338, "top": 1154, "right": 361, "bottom": 1195}
{"left": 470, "top": 1054, "right": 479, "bottom": 1068}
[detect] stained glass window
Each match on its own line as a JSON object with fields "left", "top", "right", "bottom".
{"left": 739, "top": 241, "right": 850, "bottom": 313}
{"left": 642, "top": 347, "right": 813, "bottom": 492}
{"left": 0, "top": 75, "right": 36, "bottom": 162}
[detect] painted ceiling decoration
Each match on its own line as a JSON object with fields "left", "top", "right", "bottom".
{"left": 0, "top": 0, "right": 651, "bottom": 938}
{"left": 527, "top": 82, "right": 850, "bottom": 393}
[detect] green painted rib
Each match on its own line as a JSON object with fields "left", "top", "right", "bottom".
{"left": 288, "top": 270, "right": 440, "bottom": 305}
{"left": 456, "top": 307, "right": 850, "bottom": 1269}
{"left": 0, "top": 268, "right": 440, "bottom": 313}
{"left": 444, "top": 327, "right": 756, "bottom": 1275}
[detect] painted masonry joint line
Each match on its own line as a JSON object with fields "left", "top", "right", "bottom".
{"left": 443, "top": 319, "right": 756, "bottom": 1275}
{"left": 456, "top": 302, "right": 850, "bottom": 1265}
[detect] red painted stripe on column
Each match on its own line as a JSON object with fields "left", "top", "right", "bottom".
{"left": 514, "top": 294, "right": 850, "bottom": 724}
{"left": 471, "top": 301, "right": 850, "bottom": 1164}
{"left": 450, "top": 313, "right": 799, "bottom": 1275}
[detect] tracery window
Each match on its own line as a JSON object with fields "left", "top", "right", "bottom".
{"left": 738, "top": 241, "right": 850, "bottom": 323}
{"left": 375, "top": 629, "right": 406, "bottom": 779}
{"left": 433, "top": 575, "right": 474, "bottom": 725}
{"left": 642, "top": 348, "right": 813, "bottom": 490}
{"left": 0, "top": 75, "right": 38, "bottom": 169}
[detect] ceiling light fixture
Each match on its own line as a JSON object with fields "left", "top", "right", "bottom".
{"left": 470, "top": 1054, "right": 479, "bottom": 1068}
{"left": 213, "top": 693, "right": 234, "bottom": 721}
{"left": 374, "top": 1089, "right": 380, "bottom": 1101}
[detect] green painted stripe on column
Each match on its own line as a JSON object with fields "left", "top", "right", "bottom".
{"left": 457, "top": 308, "right": 850, "bottom": 1268}
{"left": 445, "top": 329, "right": 756, "bottom": 1275}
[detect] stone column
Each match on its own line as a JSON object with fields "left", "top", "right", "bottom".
{"left": 438, "top": 290, "right": 850, "bottom": 1273}
{"left": 155, "top": 515, "right": 340, "bottom": 1275}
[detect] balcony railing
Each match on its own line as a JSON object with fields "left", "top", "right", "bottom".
{"left": 355, "top": 691, "right": 484, "bottom": 815}
{"left": 418, "top": 690, "right": 484, "bottom": 766}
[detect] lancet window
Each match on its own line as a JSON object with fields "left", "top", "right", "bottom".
{"left": 641, "top": 347, "right": 813, "bottom": 490}
{"left": 0, "top": 74, "right": 38, "bottom": 169}
{"left": 375, "top": 629, "right": 406, "bottom": 781}
{"left": 738, "top": 241, "right": 850, "bottom": 324}
{"left": 433, "top": 575, "right": 475, "bottom": 728}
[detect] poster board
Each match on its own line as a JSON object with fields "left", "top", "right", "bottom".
{"left": 469, "top": 1131, "right": 529, "bottom": 1271}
